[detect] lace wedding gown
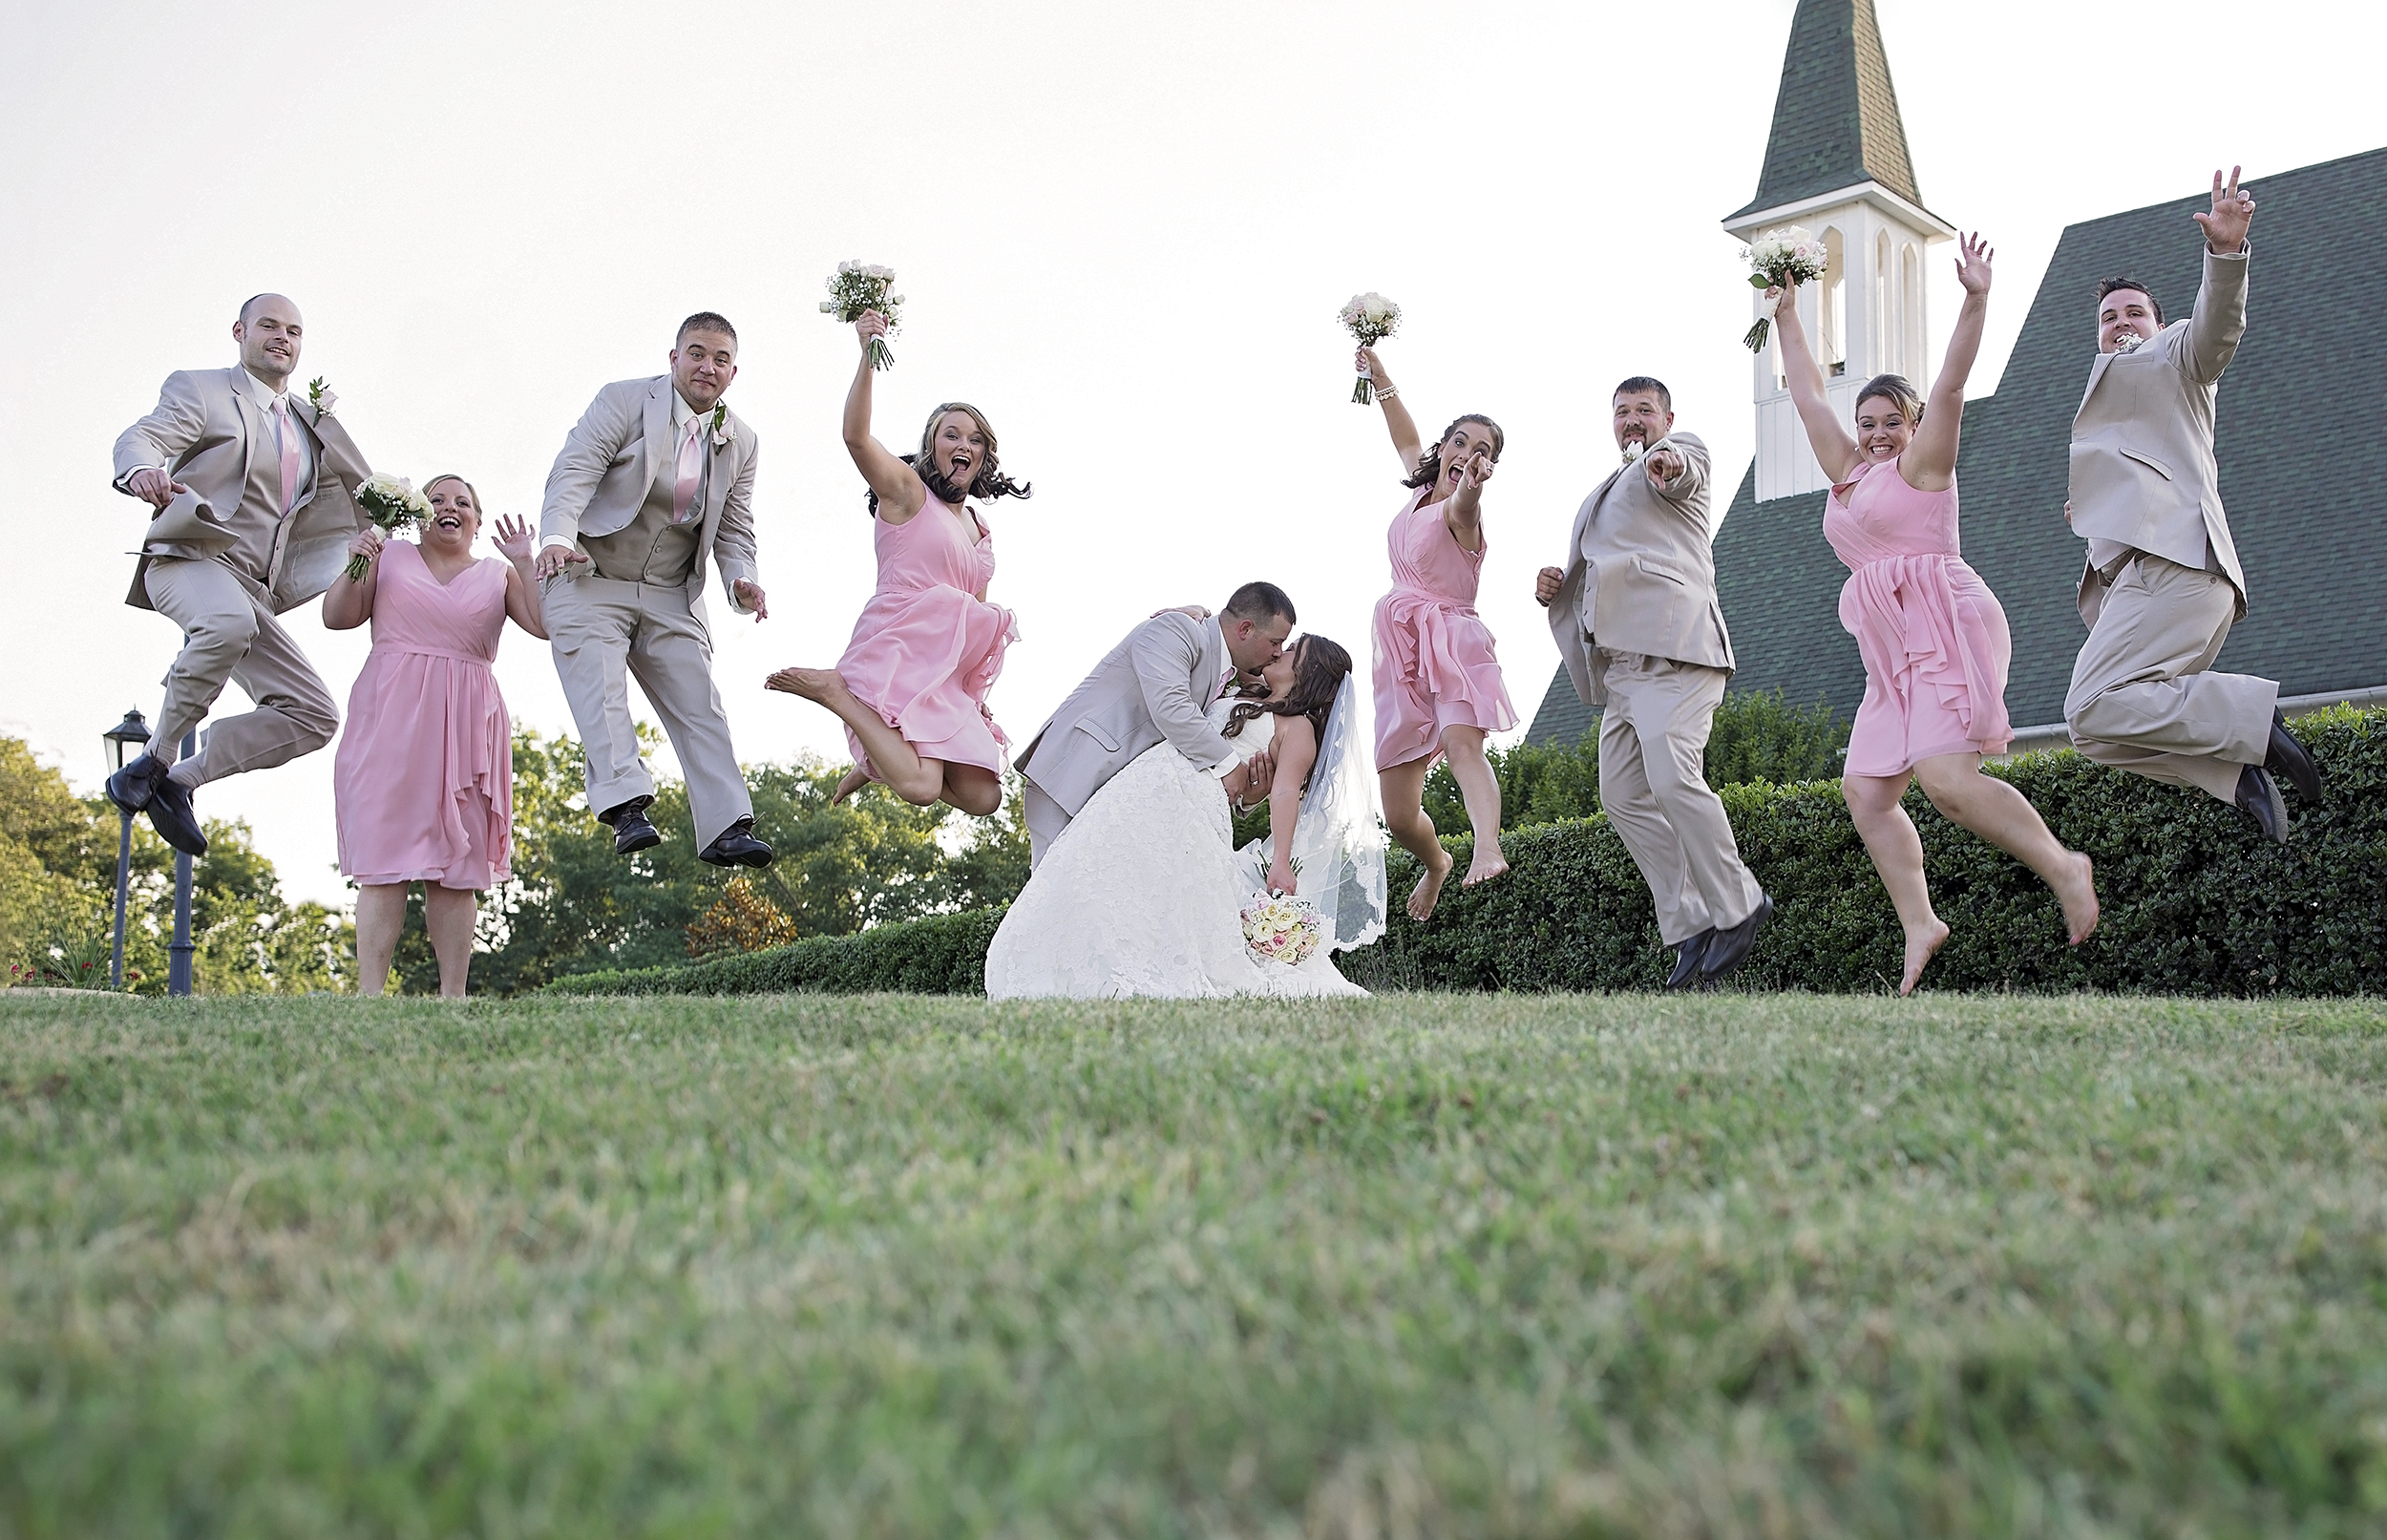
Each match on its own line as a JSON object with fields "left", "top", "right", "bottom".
{"left": 984, "top": 703, "right": 1369, "bottom": 1000}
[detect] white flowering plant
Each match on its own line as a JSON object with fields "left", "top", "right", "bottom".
{"left": 347, "top": 473, "right": 430, "bottom": 580}
{"left": 820, "top": 261, "right": 903, "bottom": 370}
{"left": 1740, "top": 225, "right": 1828, "bottom": 352}
{"left": 1240, "top": 889, "right": 1324, "bottom": 966}
{"left": 1338, "top": 292, "right": 1401, "bottom": 404}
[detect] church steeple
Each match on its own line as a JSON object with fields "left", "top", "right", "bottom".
{"left": 1726, "top": 0, "right": 1954, "bottom": 502}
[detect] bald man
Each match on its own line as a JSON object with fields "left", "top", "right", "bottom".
{"left": 106, "top": 294, "right": 372, "bottom": 856}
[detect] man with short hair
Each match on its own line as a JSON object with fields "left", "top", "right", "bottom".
{"left": 1014, "top": 581, "right": 1290, "bottom": 866}
{"left": 105, "top": 293, "right": 373, "bottom": 856}
{"left": 537, "top": 312, "right": 774, "bottom": 867}
{"left": 2062, "top": 166, "right": 2319, "bottom": 842}
{"left": 1537, "top": 379, "right": 1771, "bottom": 987}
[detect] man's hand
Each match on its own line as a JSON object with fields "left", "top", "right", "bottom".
{"left": 1644, "top": 447, "right": 1685, "bottom": 487}
{"left": 2193, "top": 165, "right": 2254, "bottom": 255}
{"left": 1534, "top": 565, "right": 1565, "bottom": 606}
{"left": 125, "top": 467, "right": 189, "bottom": 510}
{"left": 2063, "top": 498, "right": 2073, "bottom": 527}
{"left": 733, "top": 579, "right": 769, "bottom": 622}
{"left": 535, "top": 543, "right": 589, "bottom": 580}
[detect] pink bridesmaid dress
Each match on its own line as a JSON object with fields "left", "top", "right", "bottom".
{"left": 1824, "top": 458, "right": 2015, "bottom": 776}
{"left": 837, "top": 502, "right": 1017, "bottom": 781}
{"left": 1370, "top": 488, "right": 1517, "bottom": 770}
{"left": 333, "top": 539, "right": 514, "bottom": 888}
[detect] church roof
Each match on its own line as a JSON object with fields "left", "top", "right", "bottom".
{"left": 1528, "top": 145, "right": 2387, "bottom": 748}
{"left": 1729, "top": 0, "right": 1922, "bottom": 222}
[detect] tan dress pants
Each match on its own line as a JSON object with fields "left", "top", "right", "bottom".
{"left": 1595, "top": 650, "right": 1765, "bottom": 945}
{"left": 544, "top": 573, "right": 753, "bottom": 844}
{"left": 2063, "top": 554, "right": 2274, "bottom": 803}
{"left": 140, "top": 556, "right": 339, "bottom": 785}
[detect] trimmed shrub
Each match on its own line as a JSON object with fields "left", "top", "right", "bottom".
{"left": 548, "top": 708, "right": 2387, "bottom": 998}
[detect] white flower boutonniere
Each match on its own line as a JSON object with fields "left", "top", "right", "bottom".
{"left": 709, "top": 403, "right": 732, "bottom": 449}
{"left": 2111, "top": 331, "right": 2151, "bottom": 356}
{"left": 1621, "top": 440, "right": 1647, "bottom": 466}
{"left": 307, "top": 375, "right": 338, "bottom": 417}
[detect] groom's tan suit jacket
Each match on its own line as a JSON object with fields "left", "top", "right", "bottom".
{"left": 1544, "top": 432, "right": 1730, "bottom": 704}
{"left": 1018, "top": 611, "right": 1234, "bottom": 822}
{"left": 2068, "top": 246, "right": 2250, "bottom": 625}
{"left": 111, "top": 367, "right": 370, "bottom": 613}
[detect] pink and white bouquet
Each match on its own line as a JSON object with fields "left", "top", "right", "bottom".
{"left": 1338, "top": 292, "right": 1401, "bottom": 404}
{"left": 347, "top": 473, "right": 430, "bottom": 580}
{"left": 1740, "top": 226, "right": 1827, "bottom": 352}
{"left": 1241, "top": 890, "right": 1324, "bottom": 966}
{"left": 820, "top": 261, "right": 903, "bottom": 370}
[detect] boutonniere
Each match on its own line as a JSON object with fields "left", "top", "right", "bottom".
{"left": 1621, "top": 440, "right": 1647, "bottom": 467}
{"left": 307, "top": 375, "right": 338, "bottom": 417}
{"left": 708, "top": 403, "right": 732, "bottom": 449}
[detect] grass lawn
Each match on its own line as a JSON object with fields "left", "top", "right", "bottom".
{"left": 3, "top": 990, "right": 2385, "bottom": 1537}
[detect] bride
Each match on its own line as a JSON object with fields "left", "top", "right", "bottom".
{"left": 985, "top": 634, "right": 1387, "bottom": 999}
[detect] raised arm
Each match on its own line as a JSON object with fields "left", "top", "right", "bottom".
{"left": 1446, "top": 451, "right": 1492, "bottom": 554}
{"left": 492, "top": 512, "right": 548, "bottom": 640}
{"left": 2183, "top": 165, "right": 2253, "bottom": 387}
{"left": 1358, "top": 347, "right": 1424, "bottom": 475}
{"left": 1262, "top": 712, "right": 1319, "bottom": 895}
{"left": 1769, "top": 281, "right": 1861, "bottom": 483}
{"left": 844, "top": 312, "right": 926, "bottom": 523}
{"left": 1906, "top": 232, "right": 1993, "bottom": 489}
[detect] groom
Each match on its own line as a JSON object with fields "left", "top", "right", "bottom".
{"left": 106, "top": 292, "right": 371, "bottom": 856}
{"left": 1016, "top": 581, "right": 1293, "bottom": 865}
{"left": 536, "top": 311, "right": 773, "bottom": 867}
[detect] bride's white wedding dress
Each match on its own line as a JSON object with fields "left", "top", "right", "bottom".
{"left": 985, "top": 701, "right": 1375, "bottom": 1000}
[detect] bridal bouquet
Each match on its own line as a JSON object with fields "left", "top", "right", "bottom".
{"left": 1241, "top": 890, "right": 1324, "bottom": 966}
{"left": 1338, "top": 292, "right": 1401, "bottom": 404}
{"left": 347, "top": 473, "right": 430, "bottom": 580}
{"left": 1740, "top": 226, "right": 1827, "bottom": 352}
{"left": 820, "top": 261, "right": 903, "bottom": 370}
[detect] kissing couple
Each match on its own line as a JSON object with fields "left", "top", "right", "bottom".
{"left": 985, "top": 581, "right": 1387, "bottom": 999}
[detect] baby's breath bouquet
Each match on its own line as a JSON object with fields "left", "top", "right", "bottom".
{"left": 1740, "top": 225, "right": 1827, "bottom": 352}
{"left": 1240, "top": 889, "right": 1324, "bottom": 966}
{"left": 347, "top": 473, "right": 430, "bottom": 580}
{"left": 1338, "top": 292, "right": 1401, "bottom": 404}
{"left": 820, "top": 261, "right": 903, "bottom": 370}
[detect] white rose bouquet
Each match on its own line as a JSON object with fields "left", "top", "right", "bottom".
{"left": 1740, "top": 225, "right": 1827, "bottom": 352}
{"left": 1241, "top": 889, "right": 1324, "bottom": 966}
{"left": 1338, "top": 292, "right": 1401, "bottom": 404}
{"left": 820, "top": 261, "right": 903, "bottom": 371}
{"left": 348, "top": 473, "right": 430, "bottom": 580}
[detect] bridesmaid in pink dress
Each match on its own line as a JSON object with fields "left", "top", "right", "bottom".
{"left": 768, "top": 310, "right": 1023, "bottom": 818}
{"left": 324, "top": 476, "right": 547, "bottom": 997}
{"left": 1773, "top": 235, "right": 2099, "bottom": 993}
{"left": 1356, "top": 345, "right": 1517, "bottom": 920}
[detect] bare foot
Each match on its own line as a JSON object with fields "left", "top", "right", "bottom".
{"left": 765, "top": 665, "right": 849, "bottom": 705}
{"left": 1461, "top": 851, "right": 1510, "bottom": 887}
{"left": 1899, "top": 918, "right": 1951, "bottom": 997}
{"left": 831, "top": 766, "right": 871, "bottom": 805}
{"left": 2056, "top": 851, "right": 2100, "bottom": 944}
{"left": 1407, "top": 847, "right": 1455, "bottom": 921}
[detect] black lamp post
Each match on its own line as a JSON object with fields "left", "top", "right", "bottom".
{"left": 101, "top": 709, "right": 151, "bottom": 991}
{"left": 169, "top": 730, "right": 196, "bottom": 998}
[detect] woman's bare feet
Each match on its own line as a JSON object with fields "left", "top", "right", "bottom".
{"left": 1407, "top": 846, "right": 1455, "bottom": 921}
{"left": 831, "top": 765, "right": 871, "bottom": 805}
{"left": 2055, "top": 851, "right": 2100, "bottom": 944}
{"left": 765, "top": 665, "right": 849, "bottom": 705}
{"left": 1461, "top": 850, "right": 1510, "bottom": 888}
{"left": 1899, "top": 918, "right": 1951, "bottom": 996}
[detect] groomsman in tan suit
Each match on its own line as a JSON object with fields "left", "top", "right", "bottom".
{"left": 1538, "top": 380, "right": 1771, "bottom": 988}
{"left": 536, "top": 312, "right": 773, "bottom": 867}
{"left": 2062, "top": 166, "right": 2320, "bottom": 842}
{"left": 105, "top": 293, "right": 371, "bottom": 856}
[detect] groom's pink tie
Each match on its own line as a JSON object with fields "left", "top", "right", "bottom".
{"left": 671, "top": 414, "right": 707, "bottom": 524}
{"left": 270, "top": 398, "right": 300, "bottom": 514}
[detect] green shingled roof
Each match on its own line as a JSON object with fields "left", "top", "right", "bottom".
{"left": 1729, "top": 0, "right": 1921, "bottom": 222}
{"left": 1529, "top": 145, "right": 2387, "bottom": 745}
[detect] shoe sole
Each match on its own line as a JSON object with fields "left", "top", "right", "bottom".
{"left": 615, "top": 831, "right": 663, "bottom": 855}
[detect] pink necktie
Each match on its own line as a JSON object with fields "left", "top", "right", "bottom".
{"left": 671, "top": 415, "right": 707, "bottom": 524}
{"left": 270, "top": 399, "right": 300, "bottom": 514}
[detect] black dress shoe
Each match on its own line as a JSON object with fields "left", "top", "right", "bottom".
{"left": 1665, "top": 928, "right": 1715, "bottom": 991}
{"left": 2235, "top": 764, "right": 2289, "bottom": 844}
{"left": 2264, "top": 708, "right": 2322, "bottom": 803}
{"left": 698, "top": 818, "right": 773, "bottom": 869}
{"left": 105, "top": 752, "right": 165, "bottom": 814}
{"left": 143, "top": 772, "right": 208, "bottom": 857}
{"left": 1700, "top": 893, "right": 1775, "bottom": 983}
{"left": 599, "top": 795, "right": 662, "bottom": 855}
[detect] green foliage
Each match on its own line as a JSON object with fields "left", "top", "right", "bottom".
{"left": 550, "top": 907, "right": 1005, "bottom": 997}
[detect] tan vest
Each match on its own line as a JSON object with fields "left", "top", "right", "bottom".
{"left": 582, "top": 447, "right": 703, "bottom": 584}
{"left": 222, "top": 410, "right": 314, "bottom": 587}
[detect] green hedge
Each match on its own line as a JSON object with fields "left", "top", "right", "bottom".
{"left": 551, "top": 707, "right": 2387, "bottom": 998}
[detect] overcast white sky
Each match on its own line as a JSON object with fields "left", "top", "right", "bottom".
{"left": 3, "top": 0, "right": 2377, "bottom": 906}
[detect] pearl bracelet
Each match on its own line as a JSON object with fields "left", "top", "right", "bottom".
{"left": 1372, "top": 383, "right": 1399, "bottom": 401}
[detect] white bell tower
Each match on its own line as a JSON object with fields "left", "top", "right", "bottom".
{"left": 1726, "top": 0, "right": 1954, "bottom": 502}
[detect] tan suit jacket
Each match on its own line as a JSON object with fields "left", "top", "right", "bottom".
{"left": 1017, "top": 612, "right": 1232, "bottom": 819}
{"left": 111, "top": 367, "right": 370, "bottom": 613}
{"left": 1545, "top": 432, "right": 1731, "bottom": 707}
{"left": 2069, "top": 247, "right": 2250, "bottom": 624}
{"left": 539, "top": 376, "right": 761, "bottom": 612}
